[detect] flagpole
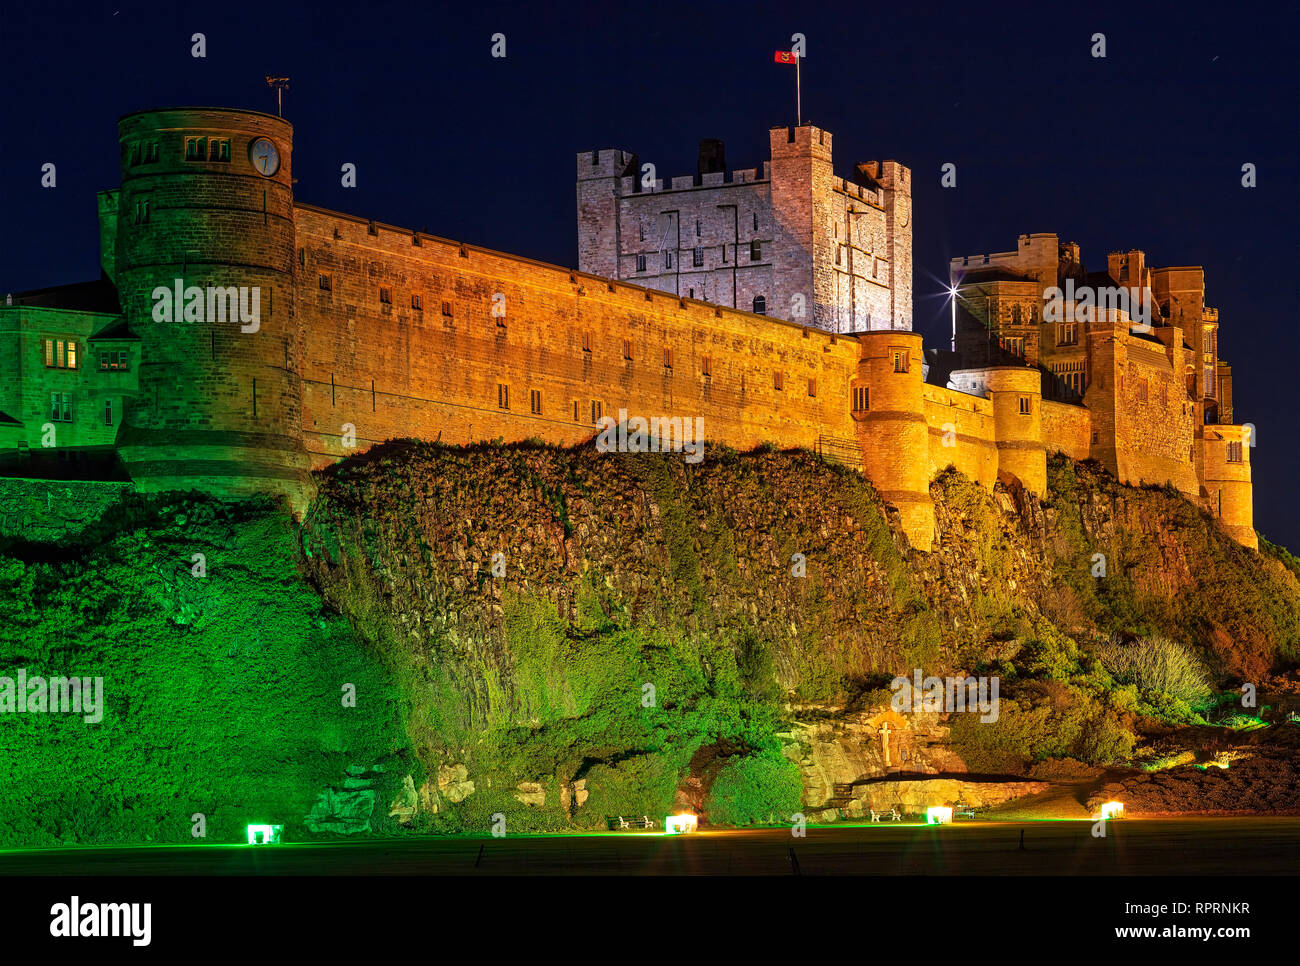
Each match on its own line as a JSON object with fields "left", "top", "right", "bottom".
{"left": 796, "top": 55, "right": 801, "bottom": 126}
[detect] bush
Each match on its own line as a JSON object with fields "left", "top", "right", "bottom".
{"left": 704, "top": 753, "right": 803, "bottom": 826}
{"left": 1095, "top": 636, "right": 1212, "bottom": 709}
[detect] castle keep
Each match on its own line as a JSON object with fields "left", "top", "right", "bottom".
{"left": 0, "top": 107, "right": 1255, "bottom": 550}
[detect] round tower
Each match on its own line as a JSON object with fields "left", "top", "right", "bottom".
{"left": 854, "top": 331, "right": 934, "bottom": 551}
{"left": 114, "top": 107, "right": 309, "bottom": 508}
{"left": 983, "top": 367, "right": 1046, "bottom": 495}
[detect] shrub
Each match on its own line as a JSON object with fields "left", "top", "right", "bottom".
{"left": 1095, "top": 635, "right": 1212, "bottom": 709}
{"left": 704, "top": 753, "right": 803, "bottom": 826}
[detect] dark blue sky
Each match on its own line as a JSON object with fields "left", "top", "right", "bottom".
{"left": 3, "top": 0, "right": 1297, "bottom": 548}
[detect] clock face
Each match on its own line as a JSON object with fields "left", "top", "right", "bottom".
{"left": 249, "top": 137, "right": 281, "bottom": 176}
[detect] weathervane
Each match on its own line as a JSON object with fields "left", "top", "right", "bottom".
{"left": 265, "top": 76, "right": 290, "bottom": 117}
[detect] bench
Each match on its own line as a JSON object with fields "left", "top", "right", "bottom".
{"left": 606, "top": 815, "right": 655, "bottom": 830}
{"left": 869, "top": 807, "right": 902, "bottom": 822}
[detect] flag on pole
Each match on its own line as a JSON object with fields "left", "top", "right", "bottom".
{"left": 774, "top": 51, "right": 798, "bottom": 64}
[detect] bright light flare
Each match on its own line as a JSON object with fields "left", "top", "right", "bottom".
{"left": 664, "top": 814, "right": 698, "bottom": 835}
{"left": 925, "top": 806, "right": 953, "bottom": 825}
{"left": 246, "top": 824, "right": 283, "bottom": 845}
{"left": 1099, "top": 801, "right": 1125, "bottom": 820}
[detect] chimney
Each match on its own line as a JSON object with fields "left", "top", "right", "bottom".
{"left": 697, "top": 139, "right": 726, "bottom": 181}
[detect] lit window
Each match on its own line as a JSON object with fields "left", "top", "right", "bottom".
{"left": 892, "top": 350, "right": 909, "bottom": 373}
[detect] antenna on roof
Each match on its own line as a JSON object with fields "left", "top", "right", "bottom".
{"left": 265, "top": 76, "right": 290, "bottom": 117}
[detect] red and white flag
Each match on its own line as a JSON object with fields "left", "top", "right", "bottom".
{"left": 774, "top": 50, "right": 798, "bottom": 64}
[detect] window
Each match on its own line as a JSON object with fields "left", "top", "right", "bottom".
{"left": 530, "top": 389, "right": 542, "bottom": 415}
{"left": 773, "top": 370, "right": 783, "bottom": 391}
{"left": 753, "top": 295, "right": 766, "bottom": 315}
{"left": 1204, "top": 367, "right": 1215, "bottom": 397}
{"left": 379, "top": 287, "right": 392, "bottom": 305}
{"left": 663, "top": 347, "right": 673, "bottom": 370}
{"left": 1227, "top": 441, "right": 1243, "bottom": 463}
{"left": 411, "top": 294, "right": 423, "bottom": 310}
{"left": 1057, "top": 322, "right": 1078, "bottom": 346}
{"left": 210, "top": 139, "right": 231, "bottom": 162}
{"left": 145, "top": 142, "right": 159, "bottom": 163}
{"left": 441, "top": 300, "right": 453, "bottom": 317}
{"left": 752, "top": 212, "right": 758, "bottom": 231}
{"left": 639, "top": 223, "right": 646, "bottom": 242}
{"left": 134, "top": 200, "right": 150, "bottom": 224}
{"left": 999, "top": 336, "right": 1025, "bottom": 358}
{"left": 319, "top": 274, "right": 332, "bottom": 291}
{"left": 892, "top": 349, "right": 909, "bottom": 373}
{"left": 693, "top": 247, "right": 704, "bottom": 267}
{"left": 636, "top": 254, "right": 647, "bottom": 272}
{"left": 1018, "top": 395, "right": 1031, "bottom": 415}
{"left": 50, "top": 392, "right": 73, "bottom": 422}
{"left": 573, "top": 400, "right": 580, "bottom": 422}
{"left": 702, "top": 355, "right": 712, "bottom": 379}
{"left": 853, "top": 386, "right": 869, "bottom": 412}
{"left": 184, "top": 137, "right": 207, "bottom": 161}
{"left": 591, "top": 400, "right": 603, "bottom": 424}
{"left": 664, "top": 251, "right": 674, "bottom": 269}
{"left": 750, "top": 240, "right": 761, "bottom": 262}
{"left": 43, "top": 339, "right": 77, "bottom": 370}
{"left": 623, "top": 339, "right": 633, "bottom": 361}
{"left": 497, "top": 384, "right": 510, "bottom": 409}
{"left": 98, "top": 349, "right": 128, "bottom": 371}
{"left": 582, "top": 332, "right": 592, "bottom": 353}
{"left": 104, "top": 398, "right": 114, "bottom": 426}
{"left": 695, "top": 219, "right": 701, "bottom": 237}
{"left": 808, "top": 378, "right": 817, "bottom": 398}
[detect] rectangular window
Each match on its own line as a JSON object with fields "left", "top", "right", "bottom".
{"left": 582, "top": 332, "right": 592, "bottom": 353}
{"left": 411, "top": 294, "right": 423, "bottom": 310}
{"left": 702, "top": 355, "right": 712, "bottom": 379}
{"left": 1057, "top": 322, "right": 1078, "bottom": 346}
{"left": 104, "top": 398, "right": 113, "bottom": 426}
{"left": 319, "top": 274, "right": 332, "bottom": 291}
{"left": 1227, "top": 441, "right": 1243, "bottom": 463}
{"left": 50, "top": 392, "right": 72, "bottom": 422}
{"left": 497, "top": 384, "right": 509, "bottom": 410}
{"left": 892, "top": 349, "right": 909, "bottom": 373}
{"left": 636, "top": 254, "right": 647, "bottom": 272}
{"left": 853, "top": 386, "right": 869, "bottom": 412}
{"left": 1018, "top": 395, "right": 1031, "bottom": 415}
{"left": 530, "top": 389, "right": 542, "bottom": 415}
{"left": 750, "top": 240, "right": 761, "bottom": 262}
{"left": 664, "top": 251, "right": 674, "bottom": 269}
{"left": 210, "top": 139, "right": 231, "bottom": 162}
{"left": 623, "top": 339, "right": 633, "bottom": 361}
{"left": 773, "top": 370, "right": 783, "bottom": 391}
{"left": 45, "top": 339, "right": 79, "bottom": 370}
{"left": 573, "top": 400, "right": 580, "bottom": 422}
{"left": 591, "top": 400, "right": 603, "bottom": 424}
{"left": 379, "top": 287, "right": 392, "bottom": 304}
{"left": 693, "top": 247, "right": 704, "bottom": 267}
{"left": 808, "top": 378, "right": 817, "bottom": 397}
{"left": 663, "top": 347, "right": 673, "bottom": 370}
{"left": 1204, "top": 367, "right": 1216, "bottom": 397}
{"left": 184, "top": 137, "right": 207, "bottom": 161}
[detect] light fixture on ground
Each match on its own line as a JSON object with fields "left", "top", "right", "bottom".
{"left": 665, "top": 814, "right": 698, "bottom": 835}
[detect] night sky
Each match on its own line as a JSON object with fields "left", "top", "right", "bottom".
{"left": 3, "top": 0, "right": 1296, "bottom": 548}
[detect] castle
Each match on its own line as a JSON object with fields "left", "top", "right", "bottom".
{"left": 0, "top": 107, "right": 1254, "bottom": 550}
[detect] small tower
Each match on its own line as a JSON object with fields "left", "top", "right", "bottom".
{"left": 113, "top": 107, "right": 310, "bottom": 508}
